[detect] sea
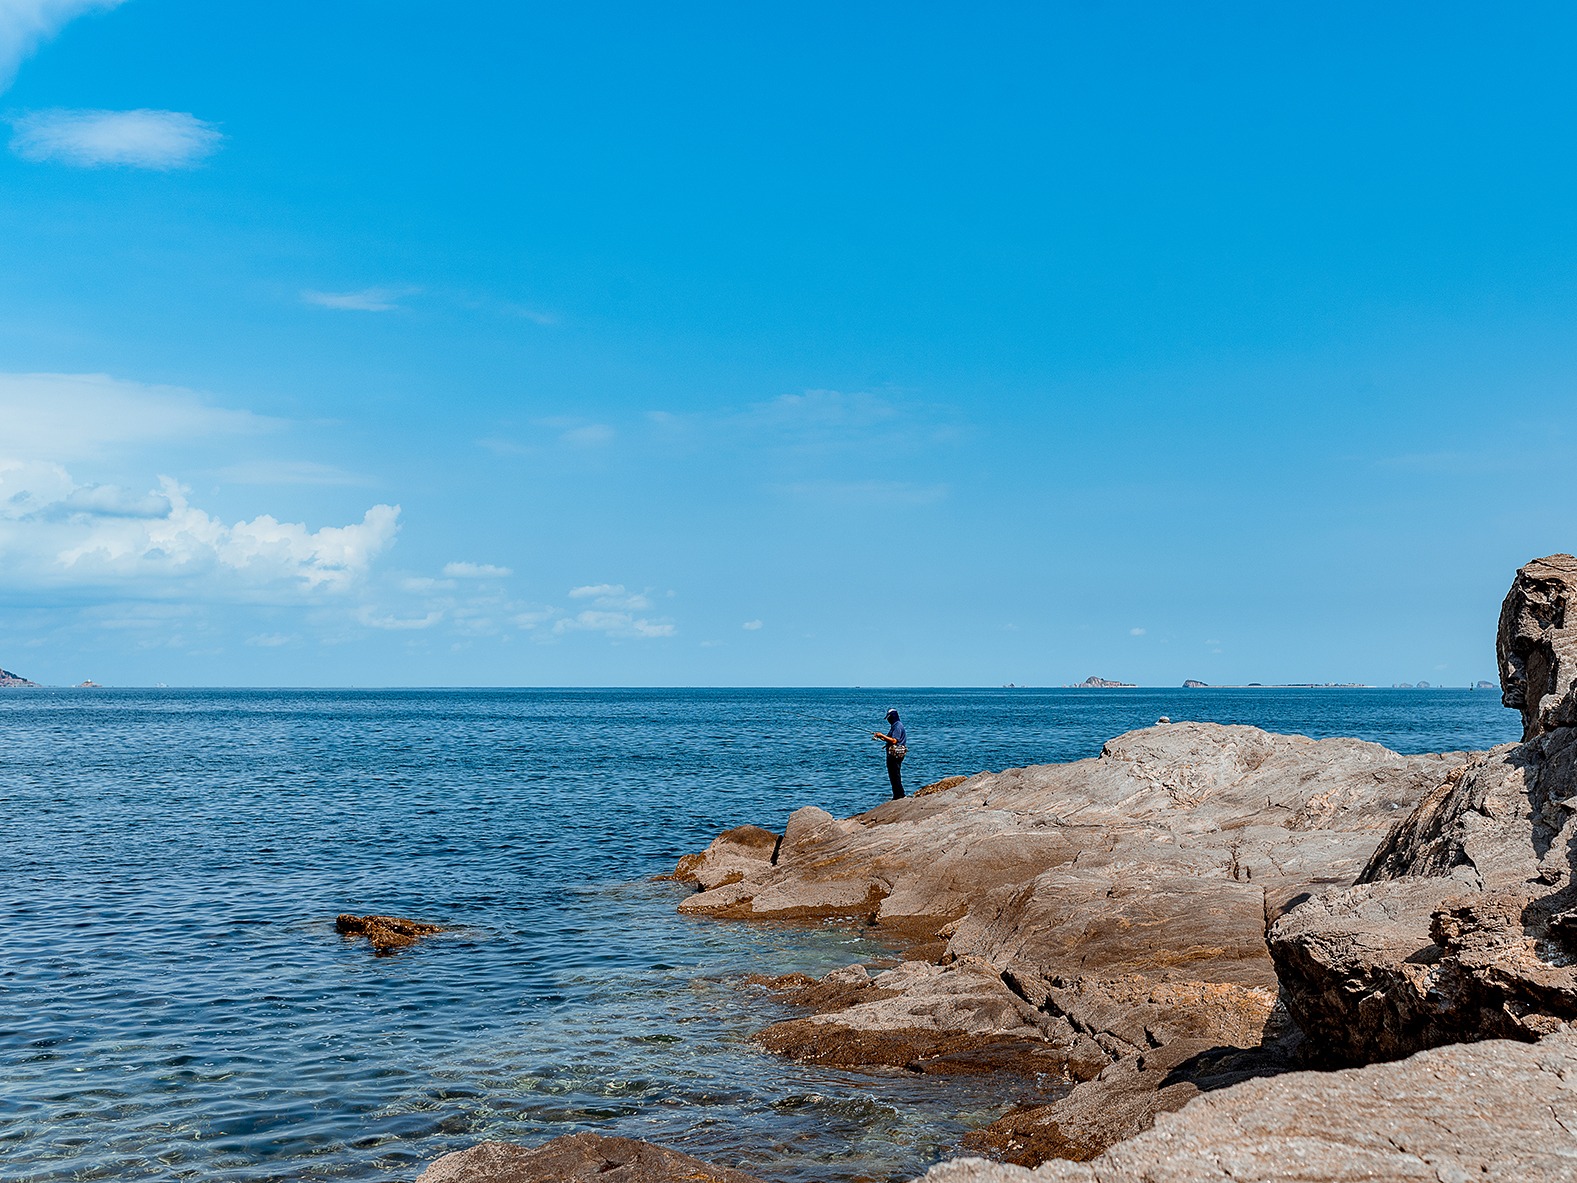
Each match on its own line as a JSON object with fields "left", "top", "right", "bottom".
{"left": 0, "top": 687, "right": 1521, "bottom": 1183}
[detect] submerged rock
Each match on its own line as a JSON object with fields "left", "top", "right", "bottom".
{"left": 415, "top": 1134, "right": 764, "bottom": 1183}
{"left": 911, "top": 1028, "right": 1577, "bottom": 1183}
{"left": 334, "top": 913, "right": 443, "bottom": 954}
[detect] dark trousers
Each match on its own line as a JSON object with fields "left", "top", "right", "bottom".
{"left": 887, "top": 753, "right": 905, "bottom": 799}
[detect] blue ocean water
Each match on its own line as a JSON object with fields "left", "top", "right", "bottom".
{"left": 0, "top": 688, "right": 1520, "bottom": 1183}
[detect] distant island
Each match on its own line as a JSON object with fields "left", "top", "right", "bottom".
{"left": 1073, "top": 675, "right": 1136, "bottom": 688}
{"left": 0, "top": 667, "right": 40, "bottom": 688}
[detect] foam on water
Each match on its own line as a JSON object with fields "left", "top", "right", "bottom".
{"left": 0, "top": 688, "right": 1519, "bottom": 1181}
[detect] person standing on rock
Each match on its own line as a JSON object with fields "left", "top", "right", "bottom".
{"left": 873, "top": 708, "right": 907, "bottom": 799}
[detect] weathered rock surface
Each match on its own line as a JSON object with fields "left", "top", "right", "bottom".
{"left": 1268, "top": 556, "right": 1577, "bottom": 1065}
{"left": 0, "top": 666, "right": 39, "bottom": 687}
{"left": 415, "top": 1134, "right": 763, "bottom": 1183}
{"left": 335, "top": 913, "right": 444, "bottom": 954}
{"left": 674, "top": 723, "right": 1462, "bottom": 1157}
{"left": 1499, "top": 552, "right": 1577, "bottom": 741}
{"left": 909, "top": 1027, "right": 1577, "bottom": 1183}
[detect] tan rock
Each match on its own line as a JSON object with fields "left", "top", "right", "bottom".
{"left": 415, "top": 1134, "right": 763, "bottom": 1183}
{"left": 673, "top": 721, "right": 1461, "bottom": 1158}
{"left": 910, "top": 1028, "right": 1577, "bottom": 1183}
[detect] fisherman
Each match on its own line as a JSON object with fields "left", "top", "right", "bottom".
{"left": 872, "top": 708, "right": 908, "bottom": 799}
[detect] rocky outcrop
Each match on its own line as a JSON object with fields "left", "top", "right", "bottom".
{"left": 335, "top": 913, "right": 444, "bottom": 954}
{"left": 911, "top": 1027, "right": 1577, "bottom": 1183}
{"left": 1268, "top": 556, "right": 1577, "bottom": 1065}
{"left": 673, "top": 723, "right": 1462, "bottom": 1157}
{"left": 415, "top": 1134, "right": 762, "bottom": 1183}
{"left": 1499, "top": 553, "right": 1577, "bottom": 741}
{"left": 0, "top": 667, "right": 39, "bottom": 687}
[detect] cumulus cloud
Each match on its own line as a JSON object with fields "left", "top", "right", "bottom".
{"left": 0, "top": 473, "right": 402, "bottom": 596}
{"left": 742, "top": 619, "right": 763, "bottom": 630}
{"left": 443, "top": 561, "right": 512, "bottom": 578}
{"left": 0, "top": 370, "right": 404, "bottom": 604}
{"left": 10, "top": 108, "right": 222, "bottom": 168}
{"left": 301, "top": 287, "right": 412, "bottom": 312}
{"left": 0, "top": 0, "right": 123, "bottom": 93}
{"left": 1130, "top": 627, "right": 1147, "bottom": 636}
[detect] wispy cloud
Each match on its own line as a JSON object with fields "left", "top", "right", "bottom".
{"left": 742, "top": 619, "right": 763, "bottom": 630}
{"left": 214, "top": 460, "right": 369, "bottom": 487}
{"left": 570, "top": 584, "right": 651, "bottom": 611}
{"left": 301, "top": 287, "right": 413, "bottom": 313}
{"left": 0, "top": 1, "right": 123, "bottom": 93}
{"left": 553, "top": 610, "right": 675, "bottom": 639}
{"left": 553, "top": 584, "right": 673, "bottom": 638}
{"left": 0, "top": 372, "right": 268, "bottom": 462}
{"left": 443, "top": 561, "right": 512, "bottom": 578}
{"left": 10, "top": 108, "right": 221, "bottom": 168}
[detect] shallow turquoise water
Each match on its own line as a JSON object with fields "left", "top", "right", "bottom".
{"left": 0, "top": 688, "right": 1519, "bottom": 1181}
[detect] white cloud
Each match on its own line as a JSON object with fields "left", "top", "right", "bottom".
{"left": 301, "top": 287, "right": 412, "bottom": 313}
{"left": 0, "top": 372, "right": 267, "bottom": 462}
{"left": 742, "top": 619, "right": 762, "bottom": 630}
{"left": 1130, "top": 627, "right": 1147, "bottom": 636}
{"left": 246, "top": 632, "right": 296, "bottom": 648}
{"left": 443, "top": 561, "right": 512, "bottom": 578}
{"left": 0, "top": 0, "right": 123, "bottom": 93}
{"left": 553, "top": 610, "right": 675, "bottom": 639}
{"left": 569, "top": 583, "right": 652, "bottom": 611}
{"left": 10, "top": 108, "right": 221, "bottom": 168}
{"left": 355, "top": 606, "right": 442, "bottom": 631}
{"left": 551, "top": 584, "right": 673, "bottom": 638}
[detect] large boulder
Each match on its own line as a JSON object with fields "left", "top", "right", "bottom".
{"left": 1268, "top": 556, "right": 1577, "bottom": 1065}
{"left": 909, "top": 1027, "right": 1577, "bottom": 1183}
{"left": 675, "top": 722, "right": 1461, "bottom": 1157}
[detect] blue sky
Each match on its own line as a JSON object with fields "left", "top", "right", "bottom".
{"left": 0, "top": 1, "right": 1572, "bottom": 687}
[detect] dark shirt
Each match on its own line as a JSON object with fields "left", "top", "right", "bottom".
{"left": 888, "top": 720, "right": 907, "bottom": 748}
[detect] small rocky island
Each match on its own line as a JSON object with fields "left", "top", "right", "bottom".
{"left": 421, "top": 554, "right": 1577, "bottom": 1183}
{"left": 0, "top": 667, "right": 40, "bottom": 687}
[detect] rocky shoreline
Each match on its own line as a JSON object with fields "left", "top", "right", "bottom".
{"left": 419, "top": 555, "right": 1577, "bottom": 1183}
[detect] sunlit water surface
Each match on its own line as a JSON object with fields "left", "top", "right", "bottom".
{"left": 0, "top": 688, "right": 1518, "bottom": 1182}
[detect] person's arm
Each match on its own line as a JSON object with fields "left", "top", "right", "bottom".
{"left": 872, "top": 731, "right": 896, "bottom": 744}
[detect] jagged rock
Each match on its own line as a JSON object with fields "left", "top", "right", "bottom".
{"left": 1268, "top": 727, "right": 1577, "bottom": 1062}
{"left": 415, "top": 1134, "right": 763, "bottom": 1183}
{"left": 335, "top": 913, "right": 444, "bottom": 954}
{"left": 675, "top": 723, "right": 1460, "bottom": 1157}
{"left": 908, "top": 1028, "right": 1577, "bottom": 1183}
{"left": 1499, "top": 552, "right": 1577, "bottom": 741}
{"left": 0, "top": 667, "right": 40, "bottom": 687}
{"left": 1268, "top": 558, "right": 1577, "bottom": 1065}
